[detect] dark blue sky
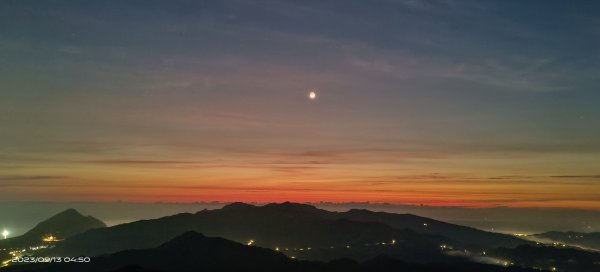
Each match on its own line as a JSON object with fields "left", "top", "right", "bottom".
{"left": 1, "top": 0, "right": 599, "bottom": 207}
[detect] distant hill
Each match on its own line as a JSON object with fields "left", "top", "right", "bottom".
{"left": 51, "top": 202, "right": 461, "bottom": 262}
{"left": 490, "top": 244, "right": 600, "bottom": 272}
{"left": 0, "top": 209, "right": 106, "bottom": 249}
{"left": 321, "top": 206, "right": 529, "bottom": 248}
{"left": 232, "top": 202, "right": 529, "bottom": 248}
{"left": 532, "top": 231, "right": 600, "bottom": 251}
{"left": 4, "top": 232, "right": 540, "bottom": 272}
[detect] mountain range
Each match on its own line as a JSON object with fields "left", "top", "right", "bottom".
{"left": 3, "top": 203, "right": 600, "bottom": 272}
{"left": 49, "top": 202, "right": 530, "bottom": 262}
{"left": 3, "top": 231, "right": 540, "bottom": 272}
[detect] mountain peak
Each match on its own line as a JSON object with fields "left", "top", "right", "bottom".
{"left": 0, "top": 208, "right": 106, "bottom": 249}
{"left": 54, "top": 208, "right": 84, "bottom": 218}
{"left": 221, "top": 202, "right": 257, "bottom": 210}
{"left": 24, "top": 208, "right": 106, "bottom": 238}
{"left": 262, "top": 202, "right": 320, "bottom": 212}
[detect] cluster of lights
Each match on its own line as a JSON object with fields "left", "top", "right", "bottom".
{"left": 0, "top": 232, "right": 59, "bottom": 268}
{"left": 268, "top": 239, "right": 565, "bottom": 272}
{"left": 42, "top": 235, "right": 58, "bottom": 242}
{"left": 29, "top": 245, "right": 48, "bottom": 251}
{"left": 267, "top": 238, "right": 560, "bottom": 271}
{"left": 6, "top": 248, "right": 25, "bottom": 264}
{"left": 439, "top": 244, "right": 453, "bottom": 250}
{"left": 551, "top": 242, "right": 568, "bottom": 247}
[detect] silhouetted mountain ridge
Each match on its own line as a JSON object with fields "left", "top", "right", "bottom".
{"left": 218, "top": 202, "right": 529, "bottom": 248}
{"left": 3, "top": 232, "right": 541, "bottom": 272}
{"left": 328, "top": 207, "right": 529, "bottom": 248}
{"left": 0, "top": 209, "right": 106, "bottom": 249}
{"left": 51, "top": 203, "right": 453, "bottom": 262}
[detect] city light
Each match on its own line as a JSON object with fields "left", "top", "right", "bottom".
{"left": 2, "top": 230, "right": 8, "bottom": 239}
{"left": 42, "top": 235, "right": 58, "bottom": 242}
{"left": 246, "top": 239, "right": 255, "bottom": 246}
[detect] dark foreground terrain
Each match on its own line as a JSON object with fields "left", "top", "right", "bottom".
{"left": 2, "top": 203, "right": 600, "bottom": 272}
{"left": 3, "top": 232, "right": 540, "bottom": 272}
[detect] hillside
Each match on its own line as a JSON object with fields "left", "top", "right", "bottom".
{"left": 51, "top": 203, "right": 452, "bottom": 262}
{"left": 3, "top": 232, "right": 540, "bottom": 272}
{"left": 324, "top": 206, "right": 529, "bottom": 248}
{"left": 532, "top": 231, "right": 600, "bottom": 251}
{"left": 236, "top": 202, "right": 529, "bottom": 248}
{"left": 491, "top": 244, "right": 600, "bottom": 272}
{"left": 0, "top": 209, "right": 106, "bottom": 249}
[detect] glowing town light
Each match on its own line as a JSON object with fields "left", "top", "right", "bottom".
{"left": 42, "top": 235, "right": 58, "bottom": 242}
{"left": 2, "top": 230, "right": 8, "bottom": 239}
{"left": 246, "top": 239, "right": 255, "bottom": 246}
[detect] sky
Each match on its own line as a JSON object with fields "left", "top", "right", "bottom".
{"left": 1, "top": 0, "right": 599, "bottom": 209}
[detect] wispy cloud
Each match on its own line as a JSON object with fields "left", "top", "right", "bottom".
{"left": 0, "top": 175, "right": 70, "bottom": 181}
{"left": 550, "top": 175, "right": 600, "bottom": 179}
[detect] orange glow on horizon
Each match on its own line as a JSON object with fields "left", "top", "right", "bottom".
{"left": 4, "top": 181, "right": 600, "bottom": 210}
{"left": 3, "top": 149, "right": 599, "bottom": 210}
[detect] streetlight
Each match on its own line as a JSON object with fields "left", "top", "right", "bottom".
{"left": 2, "top": 230, "right": 8, "bottom": 239}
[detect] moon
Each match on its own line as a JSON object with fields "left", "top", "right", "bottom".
{"left": 308, "top": 90, "right": 317, "bottom": 100}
